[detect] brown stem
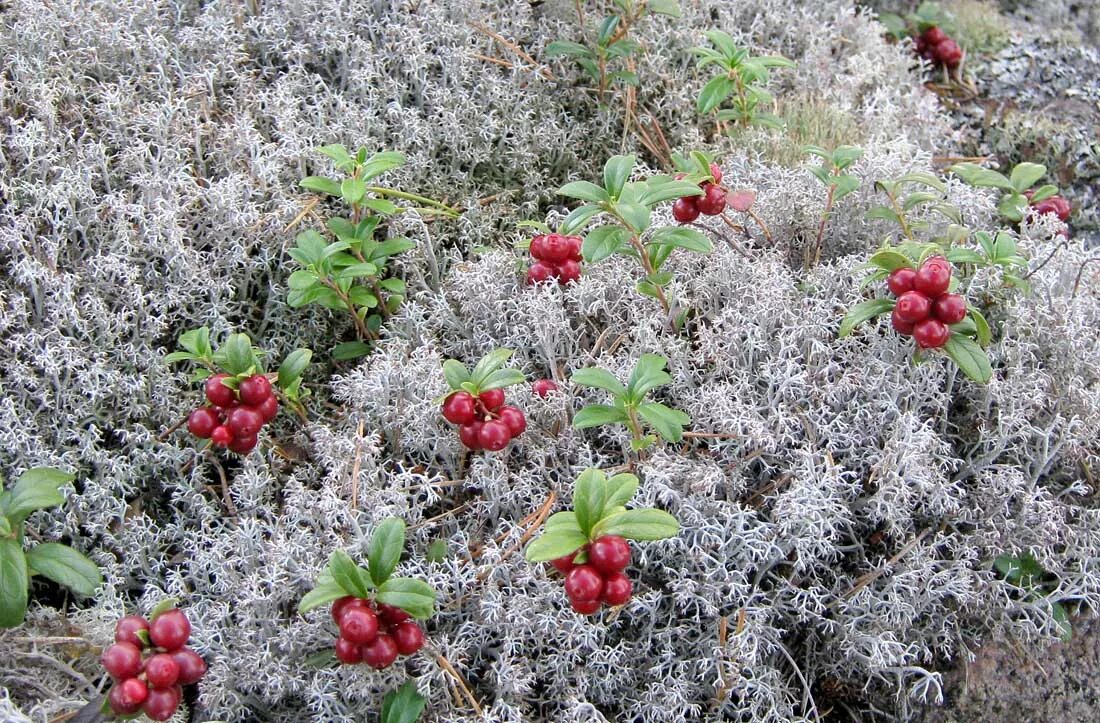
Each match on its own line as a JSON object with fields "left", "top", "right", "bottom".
{"left": 811, "top": 184, "right": 836, "bottom": 270}
{"left": 746, "top": 208, "right": 773, "bottom": 245}
{"left": 319, "top": 277, "right": 372, "bottom": 340}
{"left": 886, "top": 189, "right": 913, "bottom": 241}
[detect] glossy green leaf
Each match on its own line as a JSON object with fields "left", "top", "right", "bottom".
{"left": 297, "top": 579, "right": 346, "bottom": 614}
{"left": 697, "top": 75, "right": 734, "bottom": 114}
{"left": 839, "top": 298, "right": 895, "bottom": 337}
{"left": 647, "top": 226, "right": 712, "bottom": 254}
{"left": 561, "top": 204, "right": 602, "bottom": 236}
{"left": 602, "top": 474, "right": 639, "bottom": 516}
{"left": 341, "top": 178, "right": 367, "bottom": 205}
{"left": 573, "top": 404, "right": 630, "bottom": 429}
{"left": 969, "top": 308, "right": 992, "bottom": 347}
{"left": 950, "top": 163, "right": 1013, "bottom": 191}
{"left": 573, "top": 468, "right": 608, "bottom": 536}
{"left": 381, "top": 681, "right": 427, "bottom": 723}
{"left": 222, "top": 333, "right": 256, "bottom": 376}
{"left": 867, "top": 250, "right": 913, "bottom": 272}
{"left": 943, "top": 333, "right": 993, "bottom": 383}
{"left": 442, "top": 360, "right": 471, "bottom": 390}
{"left": 545, "top": 41, "right": 594, "bottom": 59}
{"left": 329, "top": 550, "right": 372, "bottom": 597}
{"left": 524, "top": 527, "right": 589, "bottom": 562}
{"left": 278, "top": 349, "right": 312, "bottom": 389}
{"left": 1009, "top": 162, "right": 1047, "bottom": 192}
{"left": 368, "top": 518, "right": 405, "bottom": 587}
{"left": 5, "top": 467, "right": 74, "bottom": 524}
{"left": 582, "top": 226, "right": 632, "bottom": 264}
{"left": 559, "top": 181, "right": 610, "bottom": 204}
{"left": 26, "top": 543, "right": 101, "bottom": 596}
{"left": 639, "top": 180, "right": 703, "bottom": 206}
{"left": 603, "top": 155, "right": 635, "bottom": 199}
{"left": 333, "top": 341, "right": 372, "bottom": 360}
{"left": 471, "top": 348, "right": 513, "bottom": 386}
{"left": 571, "top": 368, "right": 626, "bottom": 396}
{"left": 593, "top": 508, "right": 679, "bottom": 541}
{"left": 376, "top": 577, "right": 435, "bottom": 619}
{"left": 299, "top": 176, "right": 342, "bottom": 196}
{"left": 637, "top": 402, "right": 689, "bottom": 442}
{"left": 360, "top": 151, "right": 406, "bottom": 182}
{"left": 0, "top": 539, "right": 28, "bottom": 628}
{"left": 479, "top": 368, "right": 526, "bottom": 392}
{"left": 627, "top": 354, "right": 671, "bottom": 402}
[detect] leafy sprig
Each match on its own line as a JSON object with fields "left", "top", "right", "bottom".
{"left": 950, "top": 161, "right": 1060, "bottom": 224}
{"left": 0, "top": 468, "right": 102, "bottom": 628}
{"left": 441, "top": 348, "right": 525, "bottom": 400}
{"left": 994, "top": 552, "right": 1072, "bottom": 643}
{"left": 298, "top": 518, "right": 436, "bottom": 620}
{"left": 572, "top": 354, "right": 690, "bottom": 451}
{"left": 558, "top": 154, "right": 712, "bottom": 316}
{"left": 525, "top": 468, "right": 679, "bottom": 563}
{"left": 691, "top": 30, "right": 795, "bottom": 131}
{"left": 805, "top": 144, "right": 863, "bottom": 269}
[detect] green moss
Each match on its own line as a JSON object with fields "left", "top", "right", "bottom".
{"left": 748, "top": 94, "right": 864, "bottom": 168}
{"left": 947, "top": 0, "right": 1012, "bottom": 55}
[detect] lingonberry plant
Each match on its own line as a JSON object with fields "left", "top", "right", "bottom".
{"left": 866, "top": 171, "right": 962, "bottom": 240}
{"left": 669, "top": 151, "right": 726, "bottom": 223}
{"left": 167, "top": 327, "right": 312, "bottom": 454}
{"left": 293, "top": 144, "right": 459, "bottom": 360}
{"left": 522, "top": 230, "right": 584, "bottom": 286}
{"left": 557, "top": 154, "right": 711, "bottom": 316}
{"left": 840, "top": 251, "right": 993, "bottom": 382}
{"left": 881, "top": 4, "right": 963, "bottom": 71}
{"left": 994, "top": 552, "right": 1073, "bottom": 643}
{"left": 525, "top": 467, "right": 679, "bottom": 615}
{"left": 100, "top": 600, "right": 207, "bottom": 721}
{"left": 691, "top": 30, "right": 794, "bottom": 132}
{"left": 545, "top": 0, "right": 680, "bottom": 102}
{"left": 950, "top": 161, "right": 1070, "bottom": 230}
{"left": 805, "top": 144, "right": 863, "bottom": 268}
{"left": 440, "top": 349, "right": 527, "bottom": 452}
{"left": 0, "top": 467, "right": 102, "bottom": 628}
{"left": 572, "top": 354, "right": 690, "bottom": 451}
{"left": 298, "top": 518, "right": 436, "bottom": 669}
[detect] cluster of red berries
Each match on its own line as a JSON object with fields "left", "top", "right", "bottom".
{"left": 672, "top": 164, "right": 726, "bottom": 223}
{"left": 1024, "top": 190, "right": 1072, "bottom": 223}
{"left": 186, "top": 373, "right": 278, "bottom": 454}
{"left": 527, "top": 233, "right": 583, "bottom": 285}
{"left": 913, "top": 26, "right": 963, "bottom": 69}
{"left": 330, "top": 597, "right": 425, "bottom": 668}
{"left": 442, "top": 389, "right": 526, "bottom": 452}
{"left": 550, "top": 535, "right": 634, "bottom": 615}
{"left": 532, "top": 378, "right": 558, "bottom": 397}
{"left": 101, "top": 610, "right": 206, "bottom": 721}
{"left": 887, "top": 256, "right": 966, "bottom": 349}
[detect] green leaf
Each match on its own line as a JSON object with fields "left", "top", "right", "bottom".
{"left": 878, "top": 12, "right": 908, "bottom": 38}
{"left": 571, "top": 368, "right": 626, "bottom": 396}
{"left": 163, "top": 351, "right": 197, "bottom": 364}
{"left": 703, "top": 29, "right": 739, "bottom": 59}
{"left": 602, "top": 474, "right": 639, "bottom": 517}
{"left": 442, "top": 360, "right": 472, "bottom": 390}
{"left": 639, "top": 180, "right": 703, "bottom": 206}
{"left": 299, "top": 176, "right": 342, "bottom": 196}
{"left": 524, "top": 527, "right": 589, "bottom": 562}
{"left": 360, "top": 151, "right": 406, "bottom": 182}
{"left": 749, "top": 113, "right": 785, "bottom": 131}
{"left": 648, "top": 0, "right": 680, "bottom": 16}
{"left": 363, "top": 198, "right": 400, "bottom": 215}
{"left": 341, "top": 178, "right": 367, "bottom": 205}
{"left": 376, "top": 577, "right": 435, "bottom": 619}
{"left": 297, "top": 579, "right": 347, "bottom": 614}
{"left": 896, "top": 171, "right": 946, "bottom": 192}
{"left": 318, "top": 144, "right": 355, "bottom": 171}
{"left": 637, "top": 402, "right": 690, "bottom": 442}
{"left": 831, "top": 174, "right": 860, "bottom": 201}
{"left": 943, "top": 333, "right": 993, "bottom": 383}
{"left": 222, "top": 333, "right": 255, "bottom": 375}
{"left": 479, "top": 368, "right": 525, "bottom": 392}
{"left": 603, "top": 155, "right": 635, "bottom": 199}
{"left": 831, "top": 146, "right": 863, "bottom": 170}
{"left": 839, "top": 298, "right": 895, "bottom": 337}
{"left": 277, "top": 349, "right": 312, "bottom": 389}
{"left": 0, "top": 539, "right": 28, "bottom": 628}
{"left": 866, "top": 207, "right": 901, "bottom": 225}
{"left": 627, "top": 354, "right": 671, "bottom": 402}
{"left": 697, "top": 75, "right": 734, "bottom": 115}
{"left": 993, "top": 231, "right": 1018, "bottom": 260}
{"left": 616, "top": 202, "right": 651, "bottom": 234}
{"left": 543, "top": 511, "right": 583, "bottom": 534}
{"left": 573, "top": 404, "right": 630, "bottom": 428}
{"left": 333, "top": 341, "right": 372, "bottom": 360}
{"left": 559, "top": 181, "right": 610, "bottom": 204}
{"left": 647, "top": 226, "right": 712, "bottom": 254}
{"left": 561, "top": 205, "right": 602, "bottom": 236}
{"left": 596, "top": 15, "right": 620, "bottom": 45}
{"left": 1052, "top": 601, "right": 1073, "bottom": 643}
{"left": 288, "top": 270, "right": 319, "bottom": 290}
{"left": 381, "top": 681, "right": 427, "bottom": 723}
{"left": 426, "top": 539, "right": 448, "bottom": 563}
{"left": 545, "top": 41, "right": 594, "bottom": 59}
{"left": 573, "top": 468, "right": 608, "bottom": 536}
{"left": 998, "top": 192, "right": 1027, "bottom": 222}
{"left": 949, "top": 163, "right": 1013, "bottom": 191}
{"left": 1029, "top": 184, "right": 1058, "bottom": 203}
{"left": 5, "top": 467, "right": 73, "bottom": 524}
{"left": 177, "top": 327, "right": 211, "bottom": 358}
{"left": 25, "top": 543, "right": 101, "bottom": 597}
{"left": 329, "top": 550, "right": 372, "bottom": 598}
{"left": 1010, "top": 162, "right": 1047, "bottom": 193}
{"left": 583, "top": 225, "right": 632, "bottom": 264}
{"left": 593, "top": 508, "right": 680, "bottom": 541}
{"left": 867, "top": 250, "right": 914, "bottom": 272}
{"left": 471, "top": 348, "right": 513, "bottom": 386}
{"left": 969, "top": 308, "right": 992, "bottom": 347}
{"left": 368, "top": 518, "right": 405, "bottom": 587}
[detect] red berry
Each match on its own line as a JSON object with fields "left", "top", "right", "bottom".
{"left": 204, "top": 374, "right": 236, "bottom": 407}
{"left": 227, "top": 407, "right": 263, "bottom": 438}
{"left": 170, "top": 648, "right": 207, "bottom": 685}
{"left": 228, "top": 433, "right": 258, "bottom": 454}
{"left": 144, "top": 654, "right": 180, "bottom": 688}
{"left": 142, "top": 686, "right": 182, "bottom": 722}
{"left": 361, "top": 633, "right": 399, "bottom": 669}
{"left": 478, "top": 420, "right": 512, "bottom": 452}
{"left": 527, "top": 261, "right": 557, "bottom": 285}
{"left": 529, "top": 234, "right": 550, "bottom": 261}
{"left": 895, "top": 291, "right": 932, "bottom": 324}
{"left": 571, "top": 598, "right": 601, "bottom": 615}
{"left": 914, "top": 257, "right": 952, "bottom": 296}
{"left": 255, "top": 394, "right": 279, "bottom": 422}
{"left": 392, "top": 621, "right": 425, "bottom": 655}
{"left": 1033, "top": 196, "right": 1071, "bottom": 222}
{"left": 601, "top": 571, "right": 633, "bottom": 606}
{"left": 913, "top": 318, "right": 950, "bottom": 349}
{"left": 442, "top": 391, "right": 478, "bottom": 425}
{"left": 588, "top": 535, "right": 631, "bottom": 575}
{"left": 564, "top": 565, "right": 604, "bottom": 603}
{"left": 886, "top": 268, "right": 917, "bottom": 296}
{"left": 478, "top": 388, "right": 505, "bottom": 412}
{"left": 102, "top": 642, "right": 143, "bottom": 680}
{"left": 331, "top": 596, "right": 361, "bottom": 623}
{"left": 108, "top": 678, "right": 148, "bottom": 715}
{"left": 891, "top": 308, "right": 915, "bottom": 336}
{"left": 672, "top": 197, "right": 700, "bottom": 223}
{"left": 934, "top": 39, "right": 962, "bottom": 68}
{"left": 377, "top": 603, "right": 410, "bottom": 628}
{"left": 210, "top": 425, "right": 233, "bottom": 447}
{"left": 186, "top": 408, "right": 219, "bottom": 439}
{"left": 115, "top": 615, "right": 150, "bottom": 648}
{"left": 556, "top": 259, "right": 582, "bottom": 285}
{"left": 696, "top": 183, "right": 727, "bottom": 216}
{"left": 566, "top": 236, "right": 583, "bottom": 262}
{"left": 709, "top": 162, "right": 723, "bottom": 185}
{"left": 532, "top": 379, "right": 558, "bottom": 397}
{"left": 335, "top": 636, "right": 363, "bottom": 664}
{"left": 497, "top": 405, "right": 527, "bottom": 437}
{"left": 540, "top": 234, "right": 574, "bottom": 263}
{"left": 550, "top": 552, "right": 577, "bottom": 575}
{"left": 149, "top": 609, "right": 191, "bottom": 652}
{"left": 920, "top": 26, "right": 947, "bottom": 45}
{"left": 932, "top": 293, "right": 967, "bottom": 324}
{"left": 458, "top": 421, "right": 483, "bottom": 450}
{"left": 338, "top": 606, "right": 379, "bottom": 645}
{"left": 238, "top": 374, "right": 273, "bottom": 406}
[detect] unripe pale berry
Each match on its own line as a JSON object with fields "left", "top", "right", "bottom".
{"left": 895, "top": 291, "right": 932, "bottom": 324}
{"left": 564, "top": 565, "right": 604, "bottom": 603}
{"left": 204, "top": 374, "right": 236, "bottom": 408}
{"left": 442, "top": 391, "right": 477, "bottom": 425}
